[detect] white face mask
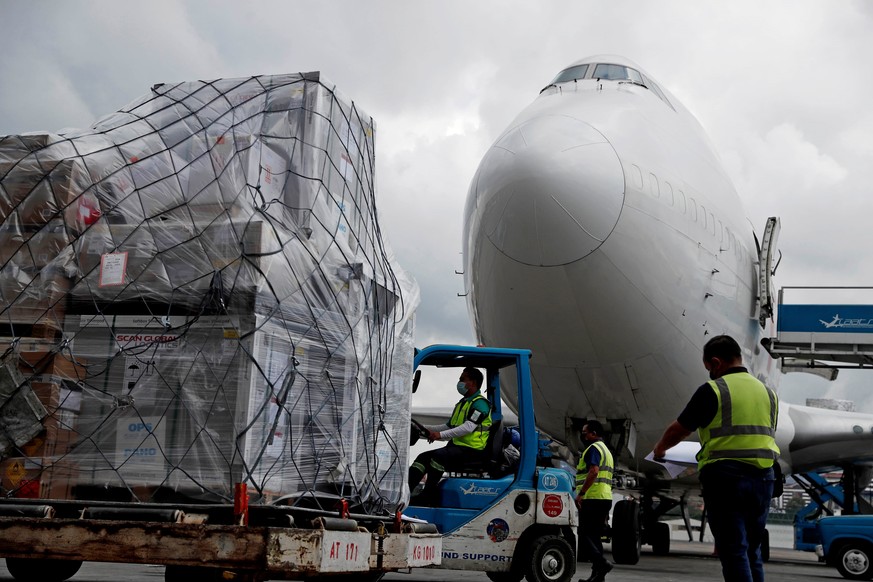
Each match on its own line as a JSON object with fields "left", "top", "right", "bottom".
{"left": 457, "top": 381, "right": 467, "bottom": 395}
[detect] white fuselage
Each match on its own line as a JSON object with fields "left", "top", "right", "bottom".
{"left": 463, "top": 56, "right": 873, "bottom": 476}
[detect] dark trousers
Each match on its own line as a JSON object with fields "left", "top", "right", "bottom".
{"left": 701, "top": 461, "right": 775, "bottom": 582}
{"left": 409, "top": 443, "right": 483, "bottom": 496}
{"left": 578, "top": 498, "right": 612, "bottom": 569}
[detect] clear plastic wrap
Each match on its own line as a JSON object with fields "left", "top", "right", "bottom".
{"left": 0, "top": 73, "right": 419, "bottom": 515}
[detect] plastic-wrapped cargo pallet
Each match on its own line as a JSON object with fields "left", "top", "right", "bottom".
{"left": 0, "top": 73, "right": 419, "bottom": 516}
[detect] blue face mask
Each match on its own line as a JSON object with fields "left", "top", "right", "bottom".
{"left": 457, "top": 382, "right": 467, "bottom": 395}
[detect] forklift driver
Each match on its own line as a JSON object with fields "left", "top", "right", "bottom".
{"left": 408, "top": 367, "right": 493, "bottom": 504}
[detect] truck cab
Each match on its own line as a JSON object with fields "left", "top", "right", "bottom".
{"left": 405, "top": 345, "right": 578, "bottom": 582}
{"left": 817, "top": 514, "right": 873, "bottom": 580}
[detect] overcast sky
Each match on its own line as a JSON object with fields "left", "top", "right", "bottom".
{"left": 2, "top": 0, "right": 872, "bottom": 411}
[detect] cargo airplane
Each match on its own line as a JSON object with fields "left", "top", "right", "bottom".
{"left": 461, "top": 55, "right": 873, "bottom": 560}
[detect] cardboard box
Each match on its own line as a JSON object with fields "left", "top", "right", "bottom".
{"left": 69, "top": 219, "right": 265, "bottom": 309}
{"left": 0, "top": 273, "right": 71, "bottom": 337}
{"left": 63, "top": 312, "right": 356, "bottom": 502}
{"left": 0, "top": 345, "right": 85, "bottom": 499}
{"left": 0, "top": 158, "right": 84, "bottom": 226}
{"left": 0, "top": 219, "right": 71, "bottom": 269}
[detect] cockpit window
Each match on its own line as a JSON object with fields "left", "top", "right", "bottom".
{"left": 544, "top": 62, "right": 676, "bottom": 111}
{"left": 593, "top": 64, "right": 637, "bottom": 81}
{"left": 641, "top": 74, "right": 675, "bottom": 110}
{"left": 549, "top": 64, "right": 590, "bottom": 85}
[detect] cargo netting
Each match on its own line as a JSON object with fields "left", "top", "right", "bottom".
{"left": 0, "top": 73, "right": 419, "bottom": 516}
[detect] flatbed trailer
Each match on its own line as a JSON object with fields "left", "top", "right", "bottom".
{"left": 0, "top": 497, "right": 441, "bottom": 581}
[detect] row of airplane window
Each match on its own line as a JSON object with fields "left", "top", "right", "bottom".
{"left": 630, "top": 164, "right": 748, "bottom": 266}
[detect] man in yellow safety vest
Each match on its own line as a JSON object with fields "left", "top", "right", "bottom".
{"left": 654, "top": 335, "right": 779, "bottom": 582}
{"left": 408, "top": 367, "right": 492, "bottom": 504}
{"left": 575, "top": 419, "right": 614, "bottom": 582}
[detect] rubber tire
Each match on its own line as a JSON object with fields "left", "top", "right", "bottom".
{"left": 835, "top": 541, "right": 873, "bottom": 581}
{"left": 487, "top": 570, "right": 525, "bottom": 582}
{"left": 650, "top": 521, "right": 671, "bottom": 556}
{"left": 610, "top": 499, "right": 641, "bottom": 565}
{"left": 165, "top": 565, "right": 226, "bottom": 582}
{"left": 5, "top": 558, "right": 83, "bottom": 582}
{"left": 304, "top": 574, "right": 384, "bottom": 582}
{"left": 525, "top": 534, "right": 575, "bottom": 582}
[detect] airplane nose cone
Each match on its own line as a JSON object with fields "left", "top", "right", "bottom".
{"left": 474, "top": 115, "right": 624, "bottom": 266}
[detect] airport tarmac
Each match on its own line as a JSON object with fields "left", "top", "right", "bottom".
{"left": 0, "top": 541, "right": 837, "bottom": 582}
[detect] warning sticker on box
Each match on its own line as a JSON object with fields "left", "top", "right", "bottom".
{"left": 5, "top": 460, "right": 25, "bottom": 485}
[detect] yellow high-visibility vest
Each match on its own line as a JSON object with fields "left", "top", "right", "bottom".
{"left": 575, "top": 440, "right": 613, "bottom": 500}
{"left": 449, "top": 393, "right": 492, "bottom": 450}
{"left": 697, "top": 372, "right": 780, "bottom": 471}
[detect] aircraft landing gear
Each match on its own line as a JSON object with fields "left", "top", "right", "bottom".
{"left": 610, "top": 499, "right": 641, "bottom": 565}
{"left": 639, "top": 488, "right": 687, "bottom": 557}
{"left": 650, "top": 521, "right": 671, "bottom": 556}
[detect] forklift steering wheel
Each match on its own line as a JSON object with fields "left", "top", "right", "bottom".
{"left": 410, "top": 419, "right": 429, "bottom": 446}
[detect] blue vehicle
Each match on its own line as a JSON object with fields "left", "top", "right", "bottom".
{"left": 405, "top": 345, "right": 579, "bottom": 582}
{"left": 817, "top": 514, "right": 873, "bottom": 580}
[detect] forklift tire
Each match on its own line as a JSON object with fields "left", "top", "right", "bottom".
{"left": 610, "top": 499, "right": 641, "bottom": 565}
{"left": 5, "top": 558, "right": 82, "bottom": 582}
{"left": 487, "top": 570, "right": 525, "bottom": 582}
{"left": 525, "top": 534, "right": 575, "bottom": 582}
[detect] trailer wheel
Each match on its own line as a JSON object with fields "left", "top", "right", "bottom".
{"left": 303, "top": 574, "right": 384, "bottom": 582}
{"left": 610, "top": 499, "right": 641, "bottom": 565}
{"left": 165, "top": 565, "right": 226, "bottom": 582}
{"left": 835, "top": 540, "right": 873, "bottom": 580}
{"left": 5, "top": 558, "right": 82, "bottom": 582}
{"left": 525, "top": 534, "right": 575, "bottom": 582}
{"left": 650, "top": 522, "right": 671, "bottom": 556}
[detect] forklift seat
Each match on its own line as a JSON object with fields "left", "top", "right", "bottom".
{"left": 439, "top": 420, "right": 515, "bottom": 509}
{"left": 448, "top": 419, "right": 505, "bottom": 478}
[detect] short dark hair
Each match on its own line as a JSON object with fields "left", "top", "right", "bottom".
{"left": 703, "top": 335, "right": 742, "bottom": 362}
{"left": 583, "top": 419, "right": 605, "bottom": 437}
{"left": 463, "top": 367, "right": 484, "bottom": 388}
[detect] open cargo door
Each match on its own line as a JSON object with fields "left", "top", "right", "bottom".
{"left": 757, "top": 217, "right": 780, "bottom": 328}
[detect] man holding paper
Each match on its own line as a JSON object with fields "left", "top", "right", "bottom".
{"left": 653, "top": 335, "right": 779, "bottom": 582}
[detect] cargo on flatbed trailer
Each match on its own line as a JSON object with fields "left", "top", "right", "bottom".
{"left": 0, "top": 72, "right": 426, "bottom": 581}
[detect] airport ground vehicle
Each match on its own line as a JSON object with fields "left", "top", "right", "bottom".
{"left": 816, "top": 514, "right": 873, "bottom": 580}
{"left": 405, "top": 344, "right": 579, "bottom": 582}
